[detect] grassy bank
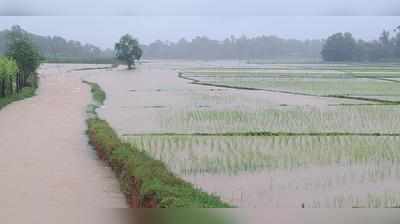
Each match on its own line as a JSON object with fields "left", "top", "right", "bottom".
{"left": 0, "top": 87, "right": 36, "bottom": 110}
{"left": 45, "top": 57, "right": 116, "bottom": 64}
{"left": 84, "top": 81, "right": 230, "bottom": 208}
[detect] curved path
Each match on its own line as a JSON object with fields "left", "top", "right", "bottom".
{"left": 0, "top": 64, "right": 127, "bottom": 223}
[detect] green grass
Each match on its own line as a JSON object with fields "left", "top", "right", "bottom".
{"left": 0, "top": 87, "right": 36, "bottom": 110}
{"left": 45, "top": 57, "right": 116, "bottom": 64}
{"left": 84, "top": 81, "right": 106, "bottom": 105}
{"left": 82, "top": 81, "right": 106, "bottom": 116}
{"left": 84, "top": 81, "right": 230, "bottom": 208}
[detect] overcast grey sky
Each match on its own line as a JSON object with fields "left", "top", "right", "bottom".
{"left": 1, "top": 0, "right": 400, "bottom": 16}
{"left": 0, "top": 16, "right": 398, "bottom": 49}
{"left": 0, "top": 1, "right": 399, "bottom": 48}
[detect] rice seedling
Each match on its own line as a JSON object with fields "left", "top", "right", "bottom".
{"left": 192, "top": 77, "right": 400, "bottom": 97}
{"left": 153, "top": 105, "right": 400, "bottom": 134}
{"left": 125, "top": 135, "right": 400, "bottom": 208}
{"left": 125, "top": 135, "right": 400, "bottom": 175}
{"left": 88, "top": 62, "right": 400, "bottom": 208}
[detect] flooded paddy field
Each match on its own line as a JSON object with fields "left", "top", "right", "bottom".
{"left": 79, "top": 61, "right": 400, "bottom": 208}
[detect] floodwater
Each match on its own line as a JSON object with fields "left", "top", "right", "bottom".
{"left": 83, "top": 60, "right": 360, "bottom": 135}
{"left": 0, "top": 64, "right": 127, "bottom": 223}
{"left": 185, "top": 162, "right": 400, "bottom": 208}
{"left": 80, "top": 60, "right": 400, "bottom": 209}
{"left": 3, "top": 62, "right": 400, "bottom": 222}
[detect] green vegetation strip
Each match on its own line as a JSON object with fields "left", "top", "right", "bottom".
{"left": 325, "top": 95, "right": 400, "bottom": 104}
{"left": 179, "top": 72, "right": 400, "bottom": 105}
{"left": 45, "top": 57, "right": 116, "bottom": 64}
{"left": 84, "top": 81, "right": 230, "bottom": 208}
{"left": 0, "top": 87, "right": 36, "bottom": 110}
{"left": 123, "top": 132, "right": 400, "bottom": 137}
{"left": 70, "top": 66, "right": 113, "bottom": 72}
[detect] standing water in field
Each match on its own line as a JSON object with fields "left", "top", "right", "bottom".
{"left": 81, "top": 61, "right": 400, "bottom": 208}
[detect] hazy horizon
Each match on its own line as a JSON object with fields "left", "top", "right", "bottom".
{"left": 2, "top": 0, "right": 400, "bottom": 16}
{"left": 0, "top": 16, "right": 398, "bottom": 49}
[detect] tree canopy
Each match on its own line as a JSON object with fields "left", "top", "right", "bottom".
{"left": 114, "top": 34, "right": 142, "bottom": 69}
{"left": 322, "top": 28, "right": 400, "bottom": 62}
{"left": 0, "top": 57, "right": 18, "bottom": 97}
{"left": 321, "top": 33, "right": 356, "bottom": 61}
{"left": 142, "top": 36, "right": 323, "bottom": 60}
{"left": 5, "top": 26, "right": 41, "bottom": 90}
{"left": 0, "top": 27, "right": 113, "bottom": 62}
{"left": 6, "top": 26, "right": 41, "bottom": 76}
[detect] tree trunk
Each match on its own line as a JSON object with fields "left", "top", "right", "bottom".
{"left": 9, "top": 76, "right": 13, "bottom": 95}
{"left": 16, "top": 72, "right": 21, "bottom": 92}
{"left": 16, "top": 72, "right": 19, "bottom": 92}
{"left": 23, "top": 72, "right": 28, "bottom": 87}
{"left": 1, "top": 79, "right": 5, "bottom": 97}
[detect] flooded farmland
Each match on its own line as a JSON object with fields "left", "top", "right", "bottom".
{"left": 78, "top": 60, "right": 400, "bottom": 208}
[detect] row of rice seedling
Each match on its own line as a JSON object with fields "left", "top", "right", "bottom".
{"left": 183, "top": 70, "right": 348, "bottom": 78}
{"left": 125, "top": 135, "right": 400, "bottom": 175}
{"left": 85, "top": 62, "right": 400, "bottom": 207}
{"left": 184, "top": 64, "right": 400, "bottom": 78}
{"left": 305, "top": 191, "right": 400, "bottom": 208}
{"left": 182, "top": 159, "right": 400, "bottom": 208}
{"left": 125, "top": 135, "right": 400, "bottom": 207}
{"left": 85, "top": 81, "right": 231, "bottom": 208}
{"left": 154, "top": 105, "right": 400, "bottom": 134}
{"left": 194, "top": 77, "right": 400, "bottom": 97}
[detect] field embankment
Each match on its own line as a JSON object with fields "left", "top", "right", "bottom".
{"left": 84, "top": 81, "right": 230, "bottom": 208}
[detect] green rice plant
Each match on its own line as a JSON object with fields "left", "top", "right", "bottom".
{"left": 183, "top": 64, "right": 400, "bottom": 102}
{"left": 154, "top": 105, "right": 400, "bottom": 134}
{"left": 125, "top": 135, "right": 400, "bottom": 176}
{"left": 199, "top": 77, "right": 400, "bottom": 97}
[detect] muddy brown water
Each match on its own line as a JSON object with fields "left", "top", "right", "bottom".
{"left": 2, "top": 62, "right": 398, "bottom": 222}
{"left": 0, "top": 64, "right": 127, "bottom": 223}
{"left": 82, "top": 61, "right": 362, "bottom": 135}
{"left": 81, "top": 61, "right": 398, "bottom": 208}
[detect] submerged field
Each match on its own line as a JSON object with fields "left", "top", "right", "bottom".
{"left": 83, "top": 61, "right": 400, "bottom": 208}
{"left": 182, "top": 64, "right": 400, "bottom": 103}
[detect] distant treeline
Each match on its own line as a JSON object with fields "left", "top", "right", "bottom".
{"left": 141, "top": 36, "right": 323, "bottom": 60}
{"left": 2, "top": 26, "right": 400, "bottom": 63}
{"left": 0, "top": 26, "right": 114, "bottom": 62}
{"left": 322, "top": 27, "right": 400, "bottom": 62}
{"left": 0, "top": 28, "right": 323, "bottom": 61}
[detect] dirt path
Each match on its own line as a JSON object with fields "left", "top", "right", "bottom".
{"left": 0, "top": 64, "right": 127, "bottom": 223}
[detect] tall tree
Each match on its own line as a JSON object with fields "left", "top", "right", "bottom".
{"left": 114, "top": 34, "right": 142, "bottom": 70}
{"left": 395, "top": 32, "right": 400, "bottom": 58}
{"left": 379, "top": 30, "right": 394, "bottom": 59}
{"left": 6, "top": 26, "right": 41, "bottom": 88}
{"left": 0, "top": 57, "right": 18, "bottom": 97}
{"left": 321, "top": 32, "right": 357, "bottom": 61}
